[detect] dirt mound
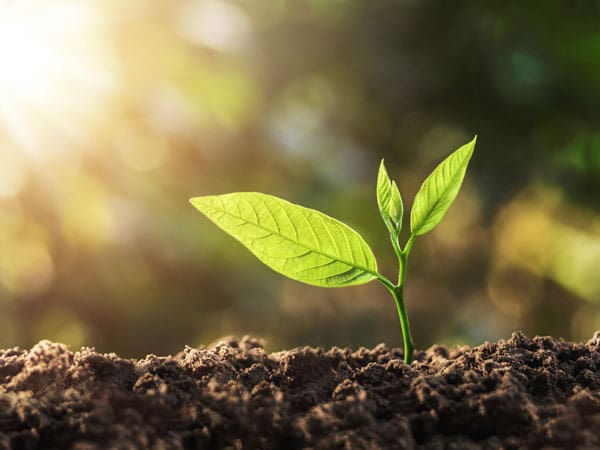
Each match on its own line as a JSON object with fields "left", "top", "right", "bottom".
{"left": 1, "top": 332, "right": 599, "bottom": 449}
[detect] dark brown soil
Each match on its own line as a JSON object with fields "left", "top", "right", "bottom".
{"left": 1, "top": 332, "right": 600, "bottom": 449}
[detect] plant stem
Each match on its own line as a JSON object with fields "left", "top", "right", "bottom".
{"left": 397, "top": 237, "right": 415, "bottom": 363}
{"left": 388, "top": 226, "right": 403, "bottom": 262}
{"left": 390, "top": 283, "right": 414, "bottom": 363}
{"left": 377, "top": 232, "right": 416, "bottom": 364}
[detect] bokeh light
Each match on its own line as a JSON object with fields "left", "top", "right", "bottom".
{"left": 0, "top": 0, "right": 599, "bottom": 356}
{"left": 0, "top": 0, "right": 115, "bottom": 158}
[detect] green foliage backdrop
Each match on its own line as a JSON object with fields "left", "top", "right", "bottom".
{"left": 1, "top": 0, "right": 599, "bottom": 356}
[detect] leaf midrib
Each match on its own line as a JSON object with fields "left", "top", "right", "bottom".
{"left": 200, "top": 200, "right": 379, "bottom": 278}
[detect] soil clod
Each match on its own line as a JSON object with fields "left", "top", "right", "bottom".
{"left": 1, "top": 332, "right": 599, "bottom": 449}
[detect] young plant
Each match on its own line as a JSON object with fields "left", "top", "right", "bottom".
{"left": 191, "top": 136, "right": 476, "bottom": 363}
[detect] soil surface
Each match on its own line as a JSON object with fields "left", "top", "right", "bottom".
{"left": 1, "top": 332, "right": 600, "bottom": 449}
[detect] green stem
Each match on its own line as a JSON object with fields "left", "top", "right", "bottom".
{"left": 376, "top": 239, "right": 416, "bottom": 363}
{"left": 375, "top": 273, "right": 396, "bottom": 292}
{"left": 390, "top": 283, "right": 414, "bottom": 363}
{"left": 388, "top": 227, "right": 402, "bottom": 261}
{"left": 387, "top": 227, "right": 403, "bottom": 280}
{"left": 377, "top": 279, "right": 413, "bottom": 364}
{"left": 377, "top": 232, "right": 417, "bottom": 363}
{"left": 397, "top": 239, "right": 415, "bottom": 363}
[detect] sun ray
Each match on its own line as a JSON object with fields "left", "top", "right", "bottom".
{"left": 0, "top": 0, "right": 116, "bottom": 161}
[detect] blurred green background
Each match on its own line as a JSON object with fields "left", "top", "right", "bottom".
{"left": 1, "top": 0, "right": 599, "bottom": 356}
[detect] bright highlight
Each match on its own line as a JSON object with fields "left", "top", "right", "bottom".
{"left": 0, "top": 1, "right": 115, "bottom": 157}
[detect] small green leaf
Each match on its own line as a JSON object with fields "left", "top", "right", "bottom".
{"left": 190, "top": 193, "right": 379, "bottom": 287}
{"left": 377, "top": 160, "right": 403, "bottom": 234}
{"left": 376, "top": 159, "right": 393, "bottom": 225}
{"left": 390, "top": 181, "right": 403, "bottom": 233}
{"left": 410, "top": 136, "right": 477, "bottom": 236}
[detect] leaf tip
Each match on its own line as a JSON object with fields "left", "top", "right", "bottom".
{"left": 190, "top": 196, "right": 211, "bottom": 211}
{"left": 467, "top": 134, "right": 477, "bottom": 152}
{"left": 378, "top": 159, "right": 388, "bottom": 176}
{"left": 459, "top": 134, "right": 477, "bottom": 162}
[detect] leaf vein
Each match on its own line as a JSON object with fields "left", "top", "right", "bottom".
{"left": 199, "top": 201, "right": 377, "bottom": 277}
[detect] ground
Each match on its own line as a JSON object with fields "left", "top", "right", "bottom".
{"left": 1, "top": 332, "right": 599, "bottom": 449}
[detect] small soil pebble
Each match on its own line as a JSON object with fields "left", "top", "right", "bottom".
{"left": 1, "top": 332, "right": 600, "bottom": 449}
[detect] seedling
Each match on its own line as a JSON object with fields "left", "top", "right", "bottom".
{"left": 191, "top": 136, "right": 476, "bottom": 363}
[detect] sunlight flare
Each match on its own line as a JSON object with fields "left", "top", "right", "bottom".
{"left": 0, "top": 0, "right": 116, "bottom": 159}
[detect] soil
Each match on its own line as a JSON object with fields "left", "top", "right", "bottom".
{"left": 1, "top": 333, "right": 600, "bottom": 450}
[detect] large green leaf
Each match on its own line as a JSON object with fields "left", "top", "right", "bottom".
{"left": 190, "top": 193, "right": 379, "bottom": 287}
{"left": 410, "top": 136, "right": 477, "bottom": 236}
